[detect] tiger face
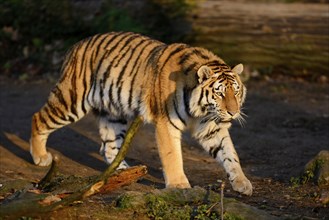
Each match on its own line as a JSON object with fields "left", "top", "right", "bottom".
{"left": 189, "top": 63, "right": 246, "bottom": 124}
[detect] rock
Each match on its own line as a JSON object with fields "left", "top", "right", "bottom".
{"left": 304, "top": 150, "right": 329, "bottom": 186}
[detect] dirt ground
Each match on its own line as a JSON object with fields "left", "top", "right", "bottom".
{"left": 0, "top": 75, "right": 328, "bottom": 219}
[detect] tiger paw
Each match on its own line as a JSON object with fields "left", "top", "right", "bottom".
{"left": 32, "top": 152, "right": 53, "bottom": 166}
{"left": 167, "top": 182, "right": 191, "bottom": 189}
{"left": 166, "top": 175, "right": 191, "bottom": 189}
{"left": 231, "top": 176, "right": 253, "bottom": 196}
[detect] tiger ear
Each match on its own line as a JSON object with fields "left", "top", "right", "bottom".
{"left": 197, "top": 65, "right": 213, "bottom": 83}
{"left": 232, "top": 63, "right": 244, "bottom": 75}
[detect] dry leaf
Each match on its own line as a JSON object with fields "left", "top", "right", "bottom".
{"left": 28, "top": 189, "right": 43, "bottom": 194}
{"left": 39, "top": 195, "right": 62, "bottom": 206}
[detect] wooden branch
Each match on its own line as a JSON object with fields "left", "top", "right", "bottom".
{"left": 0, "top": 116, "right": 144, "bottom": 217}
{"left": 98, "top": 165, "right": 147, "bottom": 194}
{"left": 37, "top": 155, "right": 60, "bottom": 189}
{"left": 49, "top": 116, "right": 144, "bottom": 209}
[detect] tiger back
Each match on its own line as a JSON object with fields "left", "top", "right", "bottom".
{"left": 30, "top": 32, "right": 252, "bottom": 195}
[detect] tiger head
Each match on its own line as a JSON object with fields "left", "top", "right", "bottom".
{"left": 189, "top": 63, "right": 246, "bottom": 124}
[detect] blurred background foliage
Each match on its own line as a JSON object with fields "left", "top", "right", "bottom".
{"left": 0, "top": 0, "right": 328, "bottom": 81}
{"left": 0, "top": 0, "right": 194, "bottom": 80}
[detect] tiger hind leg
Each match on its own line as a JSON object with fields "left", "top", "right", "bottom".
{"left": 98, "top": 114, "right": 129, "bottom": 169}
{"left": 30, "top": 86, "right": 90, "bottom": 166}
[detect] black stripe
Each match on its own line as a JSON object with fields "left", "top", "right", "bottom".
{"left": 68, "top": 115, "right": 75, "bottom": 123}
{"left": 38, "top": 113, "right": 53, "bottom": 130}
{"left": 93, "top": 108, "right": 107, "bottom": 117}
{"left": 158, "top": 44, "right": 188, "bottom": 73}
{"left": 146, "top": 44, "right": 167, "bottom": 69}
{"left": 51, "top": 86, "right": 68, "bottom": 111}
{"left": 81, "top": 73, "right": 89, "bottom": 114}
{"left": 219, "top": 136, "right": 226, "bottom": 148}
{"left": 178, "top": 52, "right": 193, "bottom": 65}
{"left": 205, "top": 90, "right": 210, "bottom": 103}
{"left": 94, "top": 62, "right": 113, "bottom": 108}
{"left": 208, "top": 81, "right": 216, "bottom": 88}
{"left": 197, "top": 88, "right": 204, "bottom": 107}
{"left": 128, "top": 62, "right": 141, "bottom": 109}
{"left": 44, "top": 106, "right": 66, "bottom": 126}
{"left": 205, "top": 60, "right": 221, "bottom": 67}
{"left": 116, "top": 82, "right": 124, "bottom": 110}
{"left": 217, "top": 78, "right": 225, "bottom": 83}
{"left": 108, "top": 82, "right": 120, "bottom": 111}
{"left": 117, "top": 133, "right": 126, "bottom": 140}
{"left": 46, "top": 101, "right": 66, "bottom": 121}
{"left": 165, "top": 102, "right": 182, "bottom": 131}
{"left": 173, "top": 94, "right": 186, "bottom": 126}
{"left": 178, "top": 48, "right": 209, "bottom": 65}
{"left": 204, "top": 127, "right": 221, "bottom": 140}
{"left": 103, "top": 136, "right": 121, "bottom": 144}
{"left": 212, "top": 147, "right": 221, "bottom": 158}
{"left": 107, "top": 118, "right": 127, "bottom": 124}
{"left": 226, "top": 75, "right": 235, "bottom": 82}
{"left": 183, "top": 87, "right": 192, "bottom": 117}
{"left": 69, "top": 74, "right": 78, "bottom": 118}
{"left": 223, "top": 158, "right": 232, "bottom": 162}
{"left": 184, "top": 62, "right": 198, "bottom": 75}
{"left": 99, "top": 78, "right": 104, "bottom": 106}
{"left": 194, "top": 48, "right": 210, "bottom": 60}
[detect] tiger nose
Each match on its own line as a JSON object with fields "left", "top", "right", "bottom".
{"left": 227, "top": 110, "right": 239, "bottom": 118}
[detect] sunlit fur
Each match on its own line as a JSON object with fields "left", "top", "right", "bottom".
{"left": 30, "top": 32, "right": 252, "bottom": 195}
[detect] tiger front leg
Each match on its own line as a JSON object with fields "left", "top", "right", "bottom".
{"left": 155, "top": 120, "right": 191, "bottom": 188}
{"left": 198, "top": 127, "right": 252, "bottom": 196}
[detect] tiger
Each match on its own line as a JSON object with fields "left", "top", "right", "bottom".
{"left": 30, "top": 32, "right": 252, "bottom": 195}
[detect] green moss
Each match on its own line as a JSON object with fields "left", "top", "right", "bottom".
{"left": 116, "top": 194, "right": 134, "bottom": 209}
{"left": 145, "top": 193, "right": 191, "bottom": 220}
{"left": 290, "top": 158, "right": 325, "bottom": 186}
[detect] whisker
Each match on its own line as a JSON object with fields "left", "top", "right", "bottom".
{"left": 236, "top": 114, "right": 246, "bottom": 127}
{"left": 239, "top": 110, "right": 248, "bottom": 117}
